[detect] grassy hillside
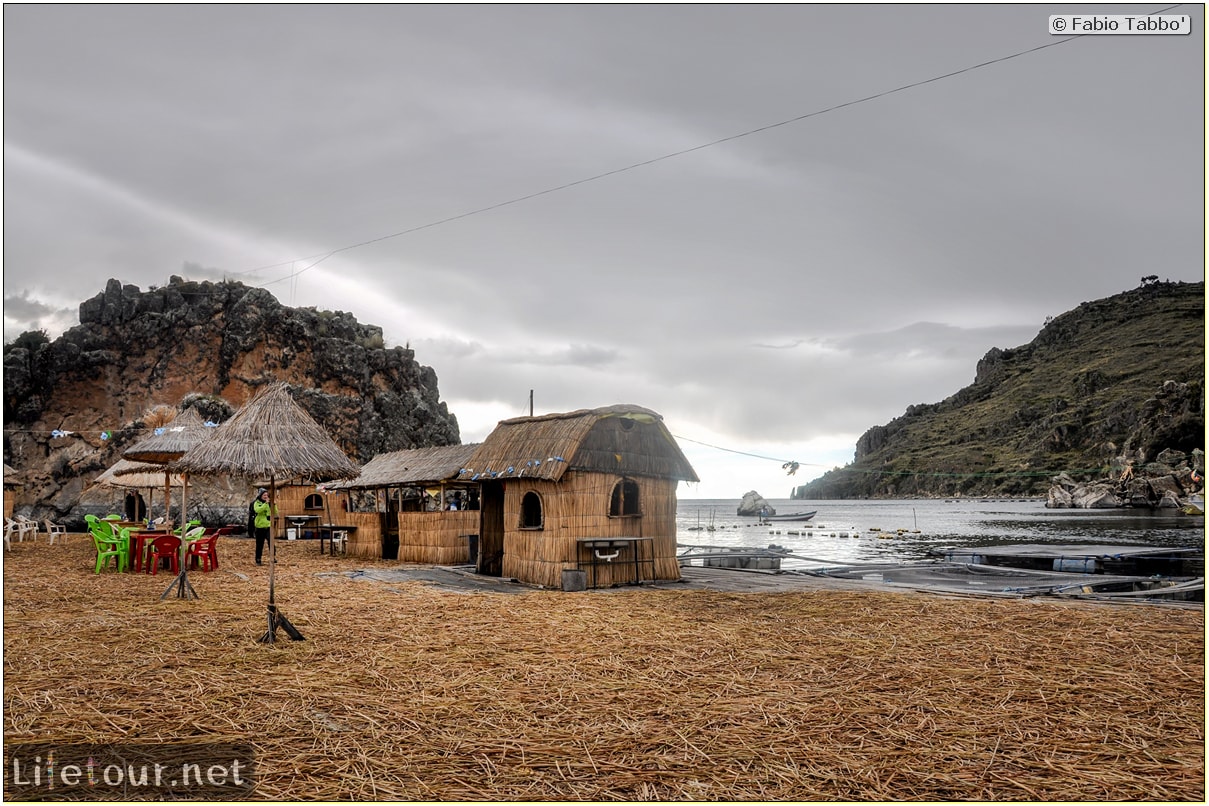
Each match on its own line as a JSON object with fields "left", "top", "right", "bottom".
{"left": 795, "top": 280, "right": 1204, "bottom": 499}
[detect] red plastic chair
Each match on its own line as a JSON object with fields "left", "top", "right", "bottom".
{"left": 187, "top": 535, "right": 220, "bottom": 572}
{"left": 146, "top": 535, "right": 182, "bottom": 575}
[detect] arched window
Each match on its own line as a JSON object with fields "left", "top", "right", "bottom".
{"left": 304, "top": 493, "right": 324, "bottom": 510}
{"left": 520, "top": 491, "right": 543, "bottom": 529}
{"left": 610, "top": 479, "right": 641, "bottom": 517}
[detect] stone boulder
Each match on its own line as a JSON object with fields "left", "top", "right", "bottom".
{"left": 737, "top": 491, "right": 775, "bottom": 517}
{"left": 1071, "top": 483, "right": 1121, "bottom": 509}
{"left": 1157, "top": 491, "right": 1183, "bottom": 509}
{"left": 1046, "top": 486, "right": 1073, "bottom": 508}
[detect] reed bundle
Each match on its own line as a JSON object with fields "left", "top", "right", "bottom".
{"left": 4, "top": 537, "right": 1203, "bottom": 801}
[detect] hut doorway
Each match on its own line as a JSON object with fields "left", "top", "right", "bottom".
{"left": 381, "top": 491, "right": 400, "bottom": 560}
{"left": 124, "top": 492, "right": 147, "bottom": 522}
{"left": 479, "top": 480, "right": 505, "bottom": 577}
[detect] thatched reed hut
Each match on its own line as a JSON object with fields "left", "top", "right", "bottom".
{"left": 461, "top": 405, "right": 698, "bottom": 588}
{"left": 327, "top": 444, "right": 480, "bottom": 561}
{"left": 3, "top": 464, "right": 22, "bottom": 520}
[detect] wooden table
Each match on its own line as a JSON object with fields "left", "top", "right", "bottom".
{"left": 576, "top": 537, "right": 655, "bottom": 588}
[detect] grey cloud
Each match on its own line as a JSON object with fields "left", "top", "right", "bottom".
{"left": 2, "top": 4, "right": 1202, "bottom": 493}
{"left": 825, "top": 322, "right": 1040, "bottom": 361}
{"left": 3, "top": 290, "right": 60, "bottom": 320}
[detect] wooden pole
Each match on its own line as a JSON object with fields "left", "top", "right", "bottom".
{"left": 163, "top": 471, "right": 172, "bottom": 526}
{"left": 160, "top": 472, "right": 198, "bottom": 601}
{"left": 260, "top": 476, "right": 304, "bottom": 643}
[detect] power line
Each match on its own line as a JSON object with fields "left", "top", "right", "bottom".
{"left": 673, "top": 433, "right": 1114, "bottom": 479}
{"left": 673, "top": 434, "right": 809, "bottom": 467}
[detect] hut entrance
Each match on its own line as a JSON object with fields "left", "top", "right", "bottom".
{"left": 381, "top": 493, "right": 400, "bottom": 560}
{"left": 479, "top": 480, "right": 505, "bottom": 577}
{"left": 124, "top": 492, "right": 147, "bottom": 522}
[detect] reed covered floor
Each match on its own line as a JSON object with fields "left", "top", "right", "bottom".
{"left": 3, "top": 536, "right": 1204, "bottom": 801}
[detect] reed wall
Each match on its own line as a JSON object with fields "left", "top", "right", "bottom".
{"left": 267, "top": 484, "right": 332, "bottom": 528}
{"left": 498, "top": 471, "right": 681, "bottom": 588}
{"left": 343, "top": 511, "right": 384, "bottom": 559}
{"left": 397, "top": 511, "right": 480, "bottom": 564}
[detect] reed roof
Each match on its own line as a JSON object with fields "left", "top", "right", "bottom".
{"left": 330, "top": 444, "right": 480, "bottom": 490}
{"left": 3, "top": 464, "right": 21, "bottom": 486}
{"left": 462, "top": 404, "right": 698, "bottom": 483}
{"left": 122, "top": 408, "right": 214, "bottom": 464}
{"left": 95, "top": 459, "right": 185, "bottom": 489}
{"left": 171, "top": 382, "right": 359, "bottom": 482}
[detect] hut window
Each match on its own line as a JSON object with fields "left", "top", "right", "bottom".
{"left": 609, "top": 479, "right": 641, "bottom": 517}
{"left": 520, "top": 491, "right": 543, "bottom": 530}
{"left": 304, "top": 493, "right": 324, "bottom": 510}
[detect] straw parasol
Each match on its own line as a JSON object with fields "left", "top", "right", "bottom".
{"left": 121, "top": 407, "right": 218, "bottom": 599}
{"left": 92, "top": 458, "right": 184, "bottom": 521}
{"left": 172, "top": 381, "right": 359, "bottom": 643}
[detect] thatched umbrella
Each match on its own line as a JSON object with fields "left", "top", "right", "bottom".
{"left": 172, "top": 382, "right": 359, "bottom": 643}
{"left": 121, "top": 407, "right": 217, "bottom": 599}
{"left": 92, "top": 458, "right": 185, "bottom": 521}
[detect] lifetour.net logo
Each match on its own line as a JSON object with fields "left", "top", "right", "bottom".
{"left": 5, "top": 743, "right": 255, "bottom": 800}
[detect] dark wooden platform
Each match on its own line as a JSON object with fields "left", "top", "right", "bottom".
{"left": 934, "top": 544, "right": 1203, "bottom": 575}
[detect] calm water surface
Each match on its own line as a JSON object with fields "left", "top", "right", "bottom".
{"left": 677, "top": 498, "right": 1205, "bottom": 569}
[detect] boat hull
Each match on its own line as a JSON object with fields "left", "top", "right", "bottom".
{"left": 758, "top": 511, "right": 817, "bottom": 523}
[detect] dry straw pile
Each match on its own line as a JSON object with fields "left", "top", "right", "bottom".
{"left": 4, "top": 536, "right": 1204, "bottom": 801}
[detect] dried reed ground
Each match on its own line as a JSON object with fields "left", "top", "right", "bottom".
{"left": 3, "top": 536, "right": 1204, "bottom": 802}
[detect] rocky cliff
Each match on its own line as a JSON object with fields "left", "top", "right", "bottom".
{"left": 793, "top": 280, "right": 1205, "bottom": 500}
{"left": 3, "top": 277, "right": 460, "bottom": 523}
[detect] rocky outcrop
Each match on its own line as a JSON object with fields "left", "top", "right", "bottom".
{"left": 3, "top": 277, "right": 460, "bottom": 525}
{"left": 1046, "top": 449, "right": 1204, "bottom": 509}
{"left": 793, "top": 281, "right": 1204, "bottom": 500}
{"left": 737, "top": 490, "right": 775, "bottom": 516}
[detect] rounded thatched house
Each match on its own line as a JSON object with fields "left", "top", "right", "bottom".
{"left": 462, "top": 404, "right": 698, "bottom": 589}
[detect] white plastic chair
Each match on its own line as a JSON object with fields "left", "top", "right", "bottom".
{"left": 331, "top": 530, "right": 348, "bottom": 555}
{"left": 12, "top": 516, "right": 37, "bottom": 543}
{"left": 43, "top": 519, "right": 68, "bottom": 545}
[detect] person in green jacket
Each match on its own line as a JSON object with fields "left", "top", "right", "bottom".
{"left": 252, "top": 487, "right": 276, "bottom": 565}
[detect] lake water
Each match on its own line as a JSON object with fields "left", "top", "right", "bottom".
{"left": 676, "top": 498, "right": 1205, "bottom": 569}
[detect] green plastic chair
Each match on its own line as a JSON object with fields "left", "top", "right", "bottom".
{"left": 173, "top": 520, "right": 201, "bottom": 537}
{"left": 85, "top": 514, "right": 116, "bottom": 540}
{"left": 91, "top": 528, "right": 129, "bottom": 573}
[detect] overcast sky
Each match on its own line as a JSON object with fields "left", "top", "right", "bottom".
{"left": 3, "top": 4, "right": 1204, "bottom": 498}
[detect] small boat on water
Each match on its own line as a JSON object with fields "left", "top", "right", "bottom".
{"left": 758, "top": 511, "right": 817, "bottom": 523}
